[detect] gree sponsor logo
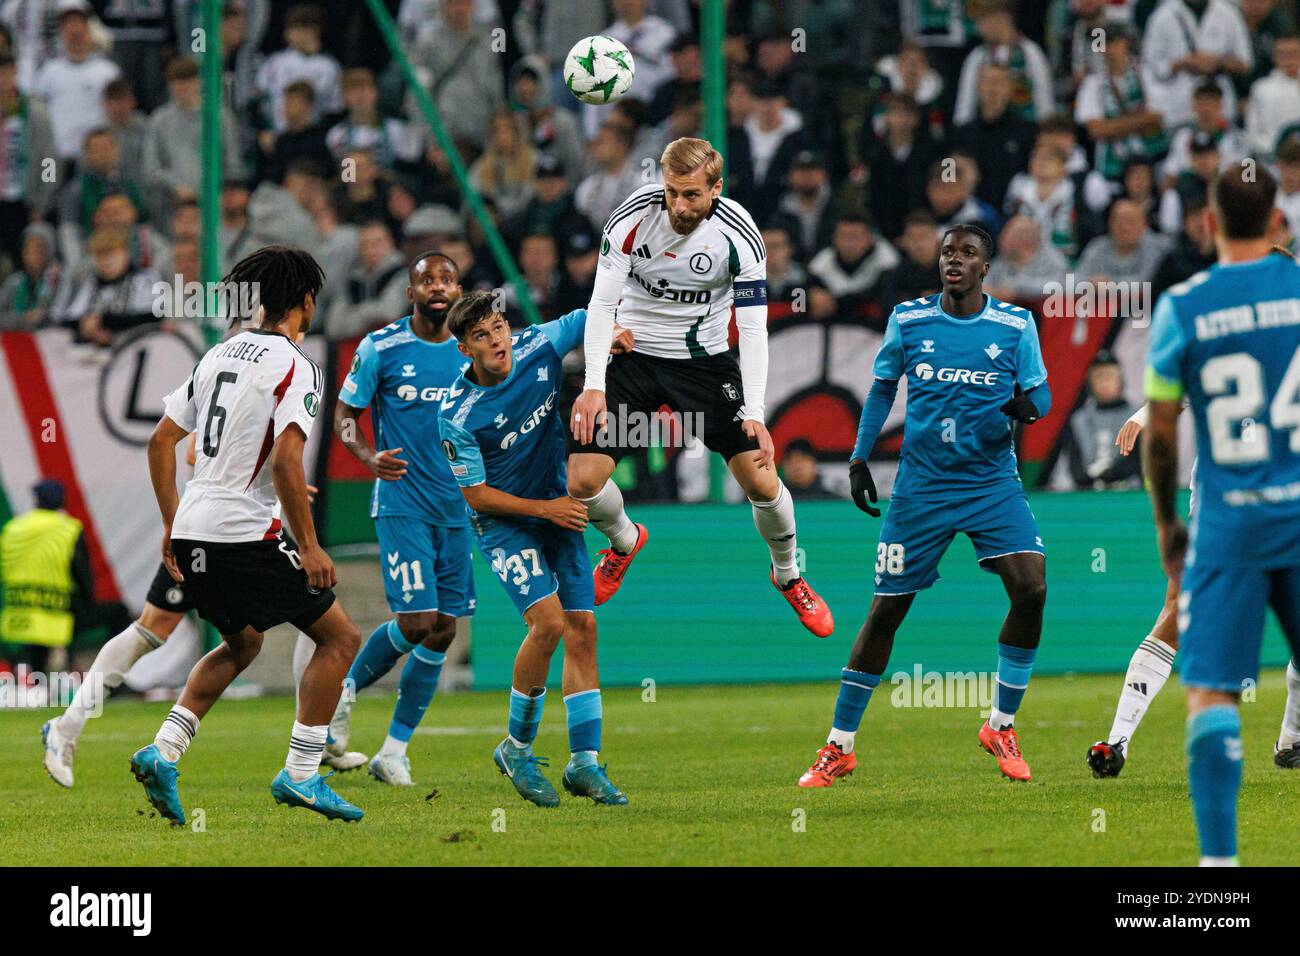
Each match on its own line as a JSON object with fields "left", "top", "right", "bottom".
{"left": 912, "top": 363, "right": 1000, "bottom": 385}
{"left": 500, "top": 390, "right": 557, "bottom": 449}
{"left": 396, "top": 384, "right": 453, "bottom": 402}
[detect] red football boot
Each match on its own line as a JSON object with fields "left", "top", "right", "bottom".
{"left": 593, "top": 524, "right": 648, "bottom": 605}
{"left": 797, "top": 742, "right": 856, "bottom": 787}
{"left": 772, "top": 570, "right": 834, "bottom": 637}
{"left": 979, "top": 721, "right": 1032, "bottom": 781}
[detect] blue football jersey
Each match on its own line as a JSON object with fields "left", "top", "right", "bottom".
{"left": 1146, "top": 255, "right": 1300, "bottom": 567}
{"left": 339, "top": 315, "right": 469, "bottom": 528}
{"left": 437, "top": 310, "right": 586, "bottom": 524}
{"left": 875, "top": 293, "right": 1048, "bottom": 497}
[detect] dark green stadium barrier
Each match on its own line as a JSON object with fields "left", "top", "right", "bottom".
{"left": 326, "top": 486, "right": 1293, "bottom": 689}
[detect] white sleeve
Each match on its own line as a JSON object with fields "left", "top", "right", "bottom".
{"left": 274, "top": 357, "right": 324, "bottom": 440}
{"left": 1127, "top": 403, "right": 1149, "bottom": 428}
{"left": 733, "top": 246, "right": 769, "bottom": 424}
{"left": 162, "top": 363, "right": 201, "bottom": 432}
{"left": 582, "top": 267, "right": 623, "bottom": 392}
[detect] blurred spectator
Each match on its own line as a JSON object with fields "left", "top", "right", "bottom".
{"left": 868, "top": 41, "right": 946, "bottom": 144}
{"left": 509, "top": 55, "right": 584, "bottom": 190}
{"left": 1051, "top": 0, "right": 1112, "bottom": 101}
{"left": 1142, "top": 0, "right": 1251, "bottom": 129}
{"left": 143, "top": 56, "right": 243, "bottom": 225}
{"left": 575, "top": 121, "right": 641, "bottom": 233}
{"left": 232, "top": 157, "right": 324, "bottom": 262}
{"left": 643, "top": 87, "right": 704, "bottom": 167}
{"left": 1004, "top": 144, "right": 1082, "bottom": 261}
{"left": 31, "top": 1, "right": 120, "bottom": 162}
{"left": 1158, "top": 130, "right": 1220, "bottom": 234}
{"left": 257, "top": 80, "right": 332, "bottom": 184}
{"left": 56, "top": 128, "right": 146, "bottom": 269}
{"left": 221, "top": 0, "right": 267, "bottom": 164}
{"left": 3, "top": 0, "right": 63, "bottom": 92}
{"left": 154, "top": 199, "right": 199, "bottom": 276}
{"left": 948, "top": 61, "right": 1036, "bottom": 213}
{"left": 1075, "top": 197, "right": 1171, "bottom": 290}
{"left": 742, "top": 78, "right": 803, "bottom": 222}
{"left": 408, "top": 141, "right": 464, "bottom": 210}
{"left": 468, "top": 109, "right": 536, "bottom": 222}
{"left": 437, "top": 234, "right": 497, "bottom": 293}
{"left": 591, "top": 0, "right": 677, "bottom": 136}
{"left": 862, "top": 93, "right": 941, "bottom": 240}
{"left": 1238, "top": 0, "right": 1297, "bottom": 93}
{"left": 52, "top": 225, "right": 160, "bottom": 346}
{"left": 1074, "top": 21, "right": 1167, "bottom": 184}
{"left": 333, "top": 147, "right": 397, "bottom": 233}
{"left": 103, "top": 79, "right": 146, "bottom": 191}
{"left": 781, "top": 439, "right": 839, "bottom": 500}
{"left": 761, "top": 223, "right": 811, "bottom": 308}
{"left": 95, "top": 0, "right": 172, "bottom": 112}
{"left": 986, "top": 214, "right": 1069, "bottom": 303}
{"left": 647, "top": 33, "right": 701, "bottom": 126}
{"left": 953, "top": 0, "right": 1053, "bottom": 126}
{"left": 401, "top": 203, "right": 462, "bottom": 262}
{"left": 410, "top": 0, "right": 503, "bottom": 148}
{"left": 504, "top": 232, "right": 561, "bottom": 325}
{"left": 807, "top": 213, "right": 900, "bottom": 331}
{"left": 1245, "top": 30, "right": 1300, "bottom": 161}
{"left": 1276, "top": 137, "right": 1300, "bottom": 238}
{"left": 1065, "top": 351, "right": 1141, "bottom": 489}
{"left": 925, "top": 153, "right": 1000, "bottom": 235}
{"left": 0, "top": 222, "right": 60, "bottom": 330}
{"left": 217, "top": 180, "right": 251, "bottom": 273}
{"left": 880, "top": 210, "right": 942, "bottom": 308}
{"left": 504, "top": 154, "right": 583, "bottom": 250}
{"left": 539, "top": 1, "right": 608, "bottom": 97}
{"left": 312, "top": 191, "right": 359, "bottom": 317}
{"left": 1152, "top": 196, "right": 1215, "bottom": 298}
{"left": 323, "top": 220, "right": 407, "bottom": 339}
{"left": 0, "top": 50, "right": 55, "bottom": 264}
{"left": 256, "top": 3, "right": 341, "bottom": 133}
{"left": 90, "top": 190, "right": 164, "bottom": 272}
{"left": 554, "top": 227, "right": 598, "bottom": 315}
{"left": 1161, "top": 82, "right": 1247, "bottom": 183}
{"left": 326, "top": 67, "right": 421, "bottom": 172}
{"left": 776, "top": 150, "right": 837, "bottom": 260}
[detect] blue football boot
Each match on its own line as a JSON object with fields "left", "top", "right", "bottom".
{"left": 130, "top": 744, "right": 185, "bottom": 825}
{"left": 562, "top": 757, "right": 629, "bottom": 805}
{"left": 270, "top": 769, "right": 364, "bottom": 822}
{"left": 492, "top": 738, "right": 560, "bottom": 808}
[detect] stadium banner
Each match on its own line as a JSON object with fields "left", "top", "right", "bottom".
{"left": 0, "top": 327, "right": 327, "bottom": 612}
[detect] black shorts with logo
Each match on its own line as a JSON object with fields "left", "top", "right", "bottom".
{"left": 145, "top": 562, "right": 194, "bottom": 613}
{"left": 169, "top": 534, "right": 336, "bottom": 636}
{"left": 567, "top": 349, "right": 761, "bottom": 463}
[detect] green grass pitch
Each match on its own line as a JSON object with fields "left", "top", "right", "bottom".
{"left": 4, "top": 672, "right": 1297, "bottom": 866}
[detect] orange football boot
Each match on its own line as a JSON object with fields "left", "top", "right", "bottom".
{"left": 593, "top": 524, "right": 648, "bottom": 605}
{"left": 798, "top": 742, "right": 856, "bottom": 787}
{"left": 979, "top": 721, "right": 1031, "bottom": 781}
{"left": 772, "top": 570, "right": 834, "bottom": 637}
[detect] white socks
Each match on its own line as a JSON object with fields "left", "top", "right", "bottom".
{"left": 988, "top": 708, "right": 1015, "bottom": 732}
{"left": 379, "top": 734, "right": 407, "bottom": 757}
{"left": 1108, "top": 636, "right": 1176, "bottom": 747}
{"left": 1279, "top": 658, "right": 1300, "bottom": 750}
{"left": 751, "top": 483, "right": 799, "bottom": 586}
{"left": 827, "top": 728, "right": 854, "bottom": 753}
{"left": 60, "top": 621, "right": 163, "bottom": 740}
{"left": 155, "top": 704, "right": 199, "bottom": 763}
{"left": 286, "top": 721, "right": 328, "bottom": 782}
{"left": 578, "top": 479, "right": 639, "bottom": 554}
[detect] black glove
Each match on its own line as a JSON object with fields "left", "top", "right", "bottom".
{"left": 1000, "top": 384, "right": 1041, "bottom": 424}
{"left": 849, "top": 458, "right": 880, "bottom": 517}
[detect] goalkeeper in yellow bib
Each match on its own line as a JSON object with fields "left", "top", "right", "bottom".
{"left": 566, "top": 138, "right": 833, "bottom": 636}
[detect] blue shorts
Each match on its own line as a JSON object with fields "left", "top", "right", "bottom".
{"left": 474, "top": 516, "right": 594, "bottom": 616}
{"left": 874, "top": 487, "right": 1044, "bottom": 595}
{"left": 374, "top": 516, "right": 476, "bottom": 617}
{"left": 1179, "top": 560, "right": 1300, "bottom": 693}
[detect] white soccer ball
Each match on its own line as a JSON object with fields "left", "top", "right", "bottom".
{"left": 564, "top": 35, "right": 636, "bottom": 105}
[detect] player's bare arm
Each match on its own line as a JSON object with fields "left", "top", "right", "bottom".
{"left": 460, "top": 483, "right": 588, "bottom": 532}
{"left": 146, "top": 414, "right": 190, "bottom": 582}
{"left": 271, "top": 422, "right": 336, "bottom": 591}
{"left": 1142, "top": 399, "right": 1187, "bottom": 583}
{"left": 334, "top": 400, "right": 408, "bottom": 480}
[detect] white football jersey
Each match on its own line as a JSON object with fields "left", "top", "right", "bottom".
{"left": 597, "top": 183, "right": 767, "bottom": 360}
{"left": 163, "top": 330, "right": 324, "bottom": 543}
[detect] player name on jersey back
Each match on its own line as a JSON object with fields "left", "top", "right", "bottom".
{"left": 164, "top": 329, "right": 323, "bottom": 543}
{"left": 598, "top": 183, "right": 766, "bottom": 360}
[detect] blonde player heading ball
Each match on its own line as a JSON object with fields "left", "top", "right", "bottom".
{"left": 566, "top": 138, "right": 834, "bottom": 636}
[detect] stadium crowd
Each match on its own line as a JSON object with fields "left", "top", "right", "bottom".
{"left": 0, "top": 0, "right": 1294, "bottom": 493}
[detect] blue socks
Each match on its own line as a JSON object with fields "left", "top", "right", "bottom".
{"left": 349, "top": 620, "right": 414, "bottom": 691}
{"left": 990, "top": 642, "right": 1037, "bottom": 729}
{"left": 828, "top": 668, "right": 881, "bottom": 750}
{"left": 508, "top": 687, "right": 546, "bottom": 747}
{"left": 389, "top": 645, "right": 445, "bottom": 742}
{"left": 1187, "top": 705, "right": 1242, "bottom": 861}
{"left": 564, "top": 689, "right": 602, "bottom": 758}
